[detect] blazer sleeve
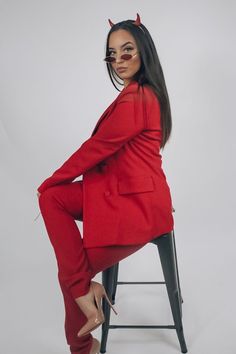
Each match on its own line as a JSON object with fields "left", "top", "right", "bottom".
{"left": 37, "top": 90, "right": 148, "bottom": 193}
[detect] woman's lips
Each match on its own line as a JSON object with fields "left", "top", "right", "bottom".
{"left": 117, "top": 67, "right": 127, "bottom": 73}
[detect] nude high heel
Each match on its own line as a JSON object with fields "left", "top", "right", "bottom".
{"left": 77, "top": 280, "right": 118, "bottom": 337}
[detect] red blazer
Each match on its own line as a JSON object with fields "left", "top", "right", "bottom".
{"left": 37, "top": 81, "right": 174, "bottom": 248}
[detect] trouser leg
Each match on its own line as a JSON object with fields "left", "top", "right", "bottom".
{"left": 38, "top": 181, "right": 93, "bottom": 299}
{"left": 38, "top": 181, "right": 146, "bottom": 353}
{"left": 38, "top": 181, "right": 94, "bottom": 354}
{"left": 58, "top": 275, "right": 93, "bottom": 354}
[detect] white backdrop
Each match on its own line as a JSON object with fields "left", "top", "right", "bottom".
{"left": 0, "top": 1, "right": 235, "bottom": 353}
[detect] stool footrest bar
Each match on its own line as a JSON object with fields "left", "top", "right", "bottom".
{"left": 108, "top": 325, "right": 175, "bottom": 329}
{"left": 117, "top": 281, "right": 165, "bottom": 285}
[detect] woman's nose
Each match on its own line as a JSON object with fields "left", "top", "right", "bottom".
{"left": 115, "top": 53, "right": 124, "bottom": 64}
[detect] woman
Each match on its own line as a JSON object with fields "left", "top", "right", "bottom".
{"left": 37, "top": 13, "right": 174, "bottom": 354}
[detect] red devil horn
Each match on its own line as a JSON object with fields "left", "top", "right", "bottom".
{"left": 108, "top": 19, "right": 114, "bottom": 27}
{"left": 133, "top": 13, "right": 141, "bottom": 26}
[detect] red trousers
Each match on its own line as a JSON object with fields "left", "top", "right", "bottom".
{"left": 38, "top": 181, "right": 146, "bottom": 354}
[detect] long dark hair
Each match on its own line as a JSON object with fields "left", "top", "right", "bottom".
{"left": 104, "top": 18, "right": 172, "bottom": 149}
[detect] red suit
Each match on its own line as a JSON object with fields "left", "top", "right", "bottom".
{"left": 38, "top": 80, "right": 174, "bottom": 248}
{"left": 37, "top": 80, "right": 174, "bottom": 353}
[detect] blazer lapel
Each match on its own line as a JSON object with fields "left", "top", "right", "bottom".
{"left": 90, "top": 98, "right": 118, "bottom": 136}
{"left": 90, "top": 83, "right": 135, "bottom": 137}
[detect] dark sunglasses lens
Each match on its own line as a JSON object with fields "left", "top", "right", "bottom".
{"left": 121, "top": 54, "right": 132, "bottom": 60}
{"left": 104, "top": 56, "right": 115, "bottom": 63}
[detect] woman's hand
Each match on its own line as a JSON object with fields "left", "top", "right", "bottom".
{"left": 37, "top": 191, "right": 41, "bottom": 198}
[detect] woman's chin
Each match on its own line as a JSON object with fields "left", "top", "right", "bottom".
{"left": 116, "top": 73, "right": 131, "bottom": 80}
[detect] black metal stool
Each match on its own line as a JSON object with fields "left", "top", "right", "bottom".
{"left": 100, "top": 230, "right": 187, "bottom": 353}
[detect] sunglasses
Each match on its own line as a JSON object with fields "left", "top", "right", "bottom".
{"left": 103, "top": 52, "right": 138, "bottom": 63}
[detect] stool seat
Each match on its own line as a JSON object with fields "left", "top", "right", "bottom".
{"left": 101, "top": 230, "right": 187, "bottom": 353}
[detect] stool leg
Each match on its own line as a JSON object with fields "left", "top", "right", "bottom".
{"left": 157, "top": 233, "right": 188, "bottom": 353}
{"left": 111, "top": 263, "right": 119, "bottom": 303}
{"left": 101, "top": 265, "right": 116, "bottom": 353}
{"left": 172, "top": 230, "right": 184, "bottom": 306}
{"left": 171, "top": 231, "right": 183, "bottom": 319}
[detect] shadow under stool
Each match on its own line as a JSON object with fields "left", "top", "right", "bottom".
{"left": 100, "top": 230, "right": 187, "bottom": 353}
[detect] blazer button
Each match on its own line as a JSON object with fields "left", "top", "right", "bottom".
{"left": 104, "top": 190, "right": 110, "bottom": 196}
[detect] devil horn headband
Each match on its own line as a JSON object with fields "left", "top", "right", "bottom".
{"left": 108, "top": 13, "right": 142, "bottom": 28}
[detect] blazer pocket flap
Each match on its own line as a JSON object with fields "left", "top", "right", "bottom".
{"left": 118, "top": 175, "right": 154, "bottom": 195}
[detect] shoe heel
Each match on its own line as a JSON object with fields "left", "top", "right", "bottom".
{"left": 103, "top": 291, "right": 118, "bottom": 315}
{"left": 91, "top": 281, "right": 118, "bottom": 316}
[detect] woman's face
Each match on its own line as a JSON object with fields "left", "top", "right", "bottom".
{"left": 108, "top": 29, "right": 141, "bottom": 87}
